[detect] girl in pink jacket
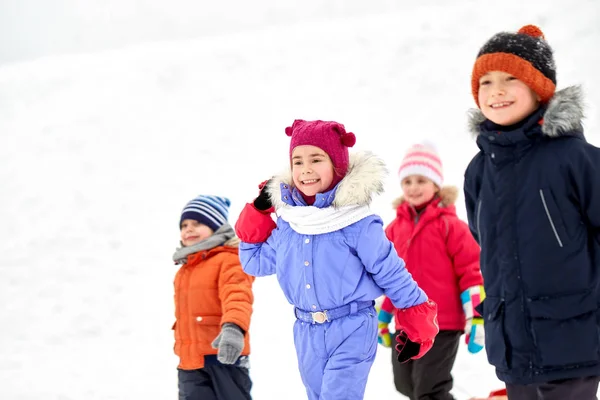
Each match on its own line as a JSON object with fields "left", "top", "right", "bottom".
{"left": 377, "top": 143, "right": 484, "bottom": 400}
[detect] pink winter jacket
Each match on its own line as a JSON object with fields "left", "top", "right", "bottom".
{"left": 382, "top": 187, "right": 483, "bottom": 331}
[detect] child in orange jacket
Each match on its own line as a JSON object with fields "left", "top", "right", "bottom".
{"left": 377, "top": 143, "right": 484, "bottom": 400}
{"left": 172, "top": 195, "right": 255, "bottom": 400}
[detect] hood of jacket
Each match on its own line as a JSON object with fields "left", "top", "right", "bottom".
{"left": 267, "top": 151, "right": 388, "bottom": 209}
{"left": 468, "top": 85, "right": 585, "bottom": 139}
{"left": 392, "top": 186, "right": 458, "bottom": 219}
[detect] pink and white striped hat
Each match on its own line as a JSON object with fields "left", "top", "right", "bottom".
{"left": 398, "top": 142, "right": 443, "bottom": 187}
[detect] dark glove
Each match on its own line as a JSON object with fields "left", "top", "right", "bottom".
{"left": 253, "top": 179, "right": 273, "bottom": 211}
{"left": 396, "top": 331, "right": 422, "bottom": 363}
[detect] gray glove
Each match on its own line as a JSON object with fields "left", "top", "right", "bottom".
{"left": 211, "top": 323, "right": 245, "bottom": 364}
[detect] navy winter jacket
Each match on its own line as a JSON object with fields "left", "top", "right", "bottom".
{"left": 464, "top": 86, "right": 600, "bottom": 385}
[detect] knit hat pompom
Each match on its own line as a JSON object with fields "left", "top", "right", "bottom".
{"left": 398, "top": 142, "right": 444, "bottom": 188}
{"left": 333, "top": 124, "right": 357, "bottom": 147}
{"left": 471, "top": 24, "right": 556, "bottom": 106}
{"left": 286, "top": 119, "right": 356, "bottom": 176}
{"left": 518, "top": 24, "right": 545, "bottom": 39}
{"left": 179, "top": 195, "right": 230, "bottom": 232}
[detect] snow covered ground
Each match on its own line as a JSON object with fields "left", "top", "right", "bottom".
{"left": 1, "top": 1, "right": 599, "bottom": 398}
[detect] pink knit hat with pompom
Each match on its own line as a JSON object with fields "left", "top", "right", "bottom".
{"left": 285, "top": 119, "right": 356, "bottom": 176}
{"left": 398, "top": 142, "right": 443, "bottom": 187}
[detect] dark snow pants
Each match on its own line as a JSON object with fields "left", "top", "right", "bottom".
{"left": 506, "top": 375, "right": 600, "bottom": 400}
{"left": 392, "top": 329, "right": 462, "bottom": 400}
{"left": 178, "top": 364, "right": 252, "bottom": 400}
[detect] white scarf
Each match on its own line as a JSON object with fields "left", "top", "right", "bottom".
{"left": 277, "top": 204, "right": 374, "bottom": 235}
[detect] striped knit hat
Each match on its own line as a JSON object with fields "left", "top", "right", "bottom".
{"left": 472, "top": 24, "right": 556, "bottom": 107}
{"left": 179, "top": 195, "right": 230, "bottom": 231}
{"left": 398, "top": 143, "right": 443, "bottom": 188}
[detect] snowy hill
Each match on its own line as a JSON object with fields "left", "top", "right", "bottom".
{"left": 1, "top": 1, "right": 599, "bottom": 399}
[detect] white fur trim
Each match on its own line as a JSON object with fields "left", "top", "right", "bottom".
{"left": 267, "top": 151, "right": 387, "bottom": 210}
{"left": 467, "top": 85, "right": 585, "bottom": 138}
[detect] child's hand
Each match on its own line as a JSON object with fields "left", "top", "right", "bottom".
{"left": 461, "top": 285, "right": 486, "bottom": 354}
{"left": 465, "top": 317, "right": 485, "bottom": 354}
{"left": 395, "top": 299, "right": 439, "bottom": 362}
{"left": 378, "top": 323, "right": 393, "bottom": 347}
{"left": 376, "top": 305, "right": 393, "bottom": 348}
{"left": 253, "top": 179, "right": 274, "bottom": 211}
{"left": 211, "top": 323, "right": 245, "bottom": 364}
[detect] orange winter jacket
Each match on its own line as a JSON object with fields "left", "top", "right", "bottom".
{"left": 173, "top": 242, "right": 254, "bottom": 370}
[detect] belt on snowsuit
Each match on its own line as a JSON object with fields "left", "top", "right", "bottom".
{"left": 294, "top": 300, "right": 375, "bottom": 324}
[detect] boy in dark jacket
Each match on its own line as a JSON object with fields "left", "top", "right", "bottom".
{"left": 464, "top": 24, "right": 600, "bottom": 400}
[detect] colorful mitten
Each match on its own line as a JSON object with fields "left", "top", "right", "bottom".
{"left": 395, "top": 299, "right": 439, "bottom": 363}
{"left": 461, "top": 285, "right": 486, "bottom": 354}
{"left": 376, "top": 301, "right": 393, "bottom": 347}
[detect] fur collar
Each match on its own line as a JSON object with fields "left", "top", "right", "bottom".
{"left": 468, "top": 86, "right": 584, "bottom": 138}
{"left": 224, "top": 237, "right": 240, "bottom": 248}
{"left": 267, "top": 151, "right": 388, "bottom": 209}
{"left": 391, "top": 186, "right": 458, "bottom": 209}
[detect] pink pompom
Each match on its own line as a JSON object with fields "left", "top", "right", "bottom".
{"left": 340, "top": 132, "right": 356, "bottom": 147}
{"left": 285, "top": 126, "right": 293, "bottom": 137}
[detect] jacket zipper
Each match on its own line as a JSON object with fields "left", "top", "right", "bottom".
{"left": 539, "top": 189, "right": 563, "bottom": 248}
{"left": 476, "top": 199, "right": 482, "bottom": 239}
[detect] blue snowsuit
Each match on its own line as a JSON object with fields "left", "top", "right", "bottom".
{"left": 239, "top": 152, "right": 427, "bottom": 399}
{"left": 464, "top": 86, "right": 600, "bottom": 385}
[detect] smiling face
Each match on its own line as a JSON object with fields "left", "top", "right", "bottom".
{"left": 291, "top": 145, "right": 335, "bottom": 196}
{"left": 478, "top": 70, "right": 541, "bottom": 126}
{"left": 401, "top": 175, "right": 439, "bottom": 207}
{"left": 180, "top": 219, "right": 214, "bottom": 246}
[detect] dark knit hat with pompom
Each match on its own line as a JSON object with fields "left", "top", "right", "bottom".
{"left": 471, "top": 24, "right": 556, "bottom": 106}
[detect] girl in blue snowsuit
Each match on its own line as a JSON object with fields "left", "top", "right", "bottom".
{"left": 235, "top": 119, "right": 439, "bottom": 400}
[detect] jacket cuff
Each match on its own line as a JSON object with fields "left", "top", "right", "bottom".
{"left": 397, "top": 299, "right": 439, "bottom": 343}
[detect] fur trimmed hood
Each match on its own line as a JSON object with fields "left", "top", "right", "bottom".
{"left": 392, "top": 186, "right": 458, "bottom": 209}
{"left": 267, "top": 151, "right": 388, "bottom": 209}
{"left": 468, "top": 85, "right": 585, "bottom": 137}
{"left": 224, "top": 236, "right": 240, "bottom": 248}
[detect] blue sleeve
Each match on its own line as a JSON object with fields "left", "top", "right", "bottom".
{"left": 239, "top": 232, "right": 277, "bottom": 277}
{"left": 355, "top": 217, "right": 427, "bottom": 309}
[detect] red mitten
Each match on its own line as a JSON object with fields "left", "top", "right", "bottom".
{"left": 235, "top": 180, "right": 278, "bottom": 243}
{"left": 235, "top": 203, "right": 276, "bottom": 243}
{"left": 395, "top": 299, "right": 439, "bottom": 362}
